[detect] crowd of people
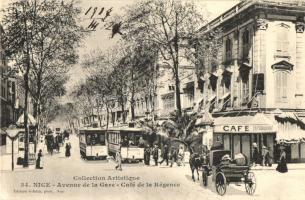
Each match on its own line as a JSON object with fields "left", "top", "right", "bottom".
{"left": 252, "top": 142, "right": 288, "bottom": 173}
{"left": 35, "top": 129, "right": 72, "bottom": 169}
{"left": 114, "top": 143, "right": 187, "bottom": 171}
{"left": 143, "top": 144, "right": 185, "bottom": 167}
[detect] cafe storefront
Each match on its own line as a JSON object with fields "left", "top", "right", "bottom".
{"left": 212, "top": 113, "right": 276, "bottom": 162}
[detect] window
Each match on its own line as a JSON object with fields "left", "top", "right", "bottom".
{"left": 225, "top": 38, "right": 232, "bottom": 64}
{"left": 275, "top": 70, "right": 289, "bottom": 103}
{"left": 252, "top": 73, "right": 264, "bottom": 95}
{"left": 242, "top": 30, "right": 250, "bottom": 60}
{"left": 162, "top": 93, "right": 175, "bottom": 112}
{"left": 276, "top": 24, "right": 289, "bottom": 56}
{"left": 240, "top": 69, "right": 250, "bottom": 105}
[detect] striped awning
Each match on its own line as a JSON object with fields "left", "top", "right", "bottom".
{"left": 276, "top": 122, "right": 305, "bottom": 143}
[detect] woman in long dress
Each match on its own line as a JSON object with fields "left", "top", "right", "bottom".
{"left": 36, "top": 149, "right": 43, "bottom": 169}
{"left": 65, "top": 143, "right": 71, "bottom": 157}
{"left": 276, "top": 146, "right": 288, "bottom": 173}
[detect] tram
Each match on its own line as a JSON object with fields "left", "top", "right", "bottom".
{"left": 107, "top": 127, "right": 145, "bottom": 162}
{"left": 79, "top": 127, "right": 108, "bottom": 160}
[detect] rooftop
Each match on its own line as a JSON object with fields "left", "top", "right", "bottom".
{"left": 200, "top": 0, "right": 305, "bottom": 32}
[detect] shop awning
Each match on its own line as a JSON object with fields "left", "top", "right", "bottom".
{"left": 276, "top": 122, "right": 305, "bottom": 143}
{"left": 276, "top": 115, "right": 305, "bottom": 142}
{"left": 213, "top": 113, "right": 276, "bottom": 133}
{"left": 240, "top": 62, "right": 252, "bottom": 69}
{"left": 199, "top": 76, "right": 205, "bottom": 82}
{"left": 208, "top": 95, "right": 216, "bottom": 102}
{"left": 223, "top": 68, "right": 233, "bottom": 75}
{"left": 16, "top": 113, "right": 37, "bottom": 126}
{"left": 220, "top": 92, "right": 230, "bottom": 100}
{"left": 195, "top": 112, "right": 213, "bottom": 126}
{"left": 194, "top": 97, "right": 204, "bottom": 112}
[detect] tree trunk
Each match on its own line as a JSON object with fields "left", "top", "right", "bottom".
{"left": 121, "top": 102, "right": 125, "bottom": 123}
{"left": 23, "top": 2, "right": 31, "bottom": 167}
{"left": 23, "top": 67, "right": 30, "bottom": 168}
{"left": 174, "top": 65, "right": 182, "bottom": 116}
{"left": 130, "top": 67, "right": 135, "bottom": 121}
{"left": 106, "top": 106, "right": 110, "bottom": 133}
{"left": 174, "top": 12, "right": 182, "bottom": 117}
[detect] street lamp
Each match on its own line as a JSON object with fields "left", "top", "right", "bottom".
{"left": 6, "top": 127, "right": 23, "bottom": 171}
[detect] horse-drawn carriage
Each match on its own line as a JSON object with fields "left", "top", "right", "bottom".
{"left": 200, "top": 150, "right": 256, "bottom": 196}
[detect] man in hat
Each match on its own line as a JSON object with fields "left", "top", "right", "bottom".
{"left": 152, "top": 144, "right": 159, "bottom": 166}
{"left": 252, "top": 143, "right": 259, "bottom": 166}
{"left": 262, "top": 146, "right": 271, "bottom": 166}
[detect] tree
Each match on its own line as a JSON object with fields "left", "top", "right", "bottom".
{"left": 2, "top": 0, "right": 85, "bottom": 167}
{"left": 121, "top": 0, "right": 205, "bottom": 116}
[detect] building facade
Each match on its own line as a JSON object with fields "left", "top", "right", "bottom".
{"left": 197, "top": 0, "right": 305, "bottom": 162}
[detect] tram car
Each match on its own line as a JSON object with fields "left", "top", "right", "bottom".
{"left": 79, "top": 127, "right": 108, "bottom": 160}
{"left": 107, "top": 127, "right": 145, "bottom": 163}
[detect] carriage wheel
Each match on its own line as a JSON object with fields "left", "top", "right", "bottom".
{"left": 215, "top": 172, "right": 226, "bottom": 196}
{"left": 245, "top": 172, "right": 256, "bottom": 195}
{"left": 202, "top": 169, "right": 208, "bottom": 187}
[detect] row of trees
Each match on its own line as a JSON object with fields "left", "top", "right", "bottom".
{"left": 2, "top": 0, "right": 86, "bottom": 166}
{"left": 73, "top": 0, "right": 222, "bottom": 140}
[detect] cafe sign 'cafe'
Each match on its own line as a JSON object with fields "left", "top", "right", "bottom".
{"left": 216, "top": 124, "right": 275, "bottom": 133}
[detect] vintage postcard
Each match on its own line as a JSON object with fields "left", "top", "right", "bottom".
{"left": 1, "top": 0, "right": 305, "bottom": 200}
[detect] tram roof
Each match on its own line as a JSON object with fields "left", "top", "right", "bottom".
{"left": 78, "top": 126, "right": 144, "bottom": 132}
{"left": 107, "top": 127, "right": 144, "bottom": 132}
{"left": 78, "top": 127, "right": 105, "bottom": 131}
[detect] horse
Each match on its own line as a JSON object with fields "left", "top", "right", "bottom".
{"left": 189, "top": 153, "right": 204, "bottom": 182}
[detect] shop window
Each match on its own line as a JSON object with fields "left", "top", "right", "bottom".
{"left": 276, "top": 24, "right": 289, "bottom": 56}
{"left": 242, "top": 29, "right": 250, "bottom": 60}
{"left": 275, "top": 70, "right": 289, "bottom": 103}
{"left": 225, "top": 38, "right": 232, "bottom": 64}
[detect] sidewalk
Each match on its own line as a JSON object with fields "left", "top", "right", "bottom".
{"left": 0, "top": 141, "right": 45, "bottom": 172}
{"left": 251, "top": 163, "right": 305, "bottom": 170}
{"left": 0, "top": 153, "right": 36, "bottom": 172}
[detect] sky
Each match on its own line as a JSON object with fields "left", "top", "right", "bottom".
{"left": 0, "top": 0, "right": 240, "bottom": 103}
{"left": 67, "top": 0, "right": 240, "bottom": 102}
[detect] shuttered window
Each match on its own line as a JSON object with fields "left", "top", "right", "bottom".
{"left": 275, "top": 70, "right": 288, "bottom": 103}
{"left": 276, "top": 25, "right": 289, "bottom": 56}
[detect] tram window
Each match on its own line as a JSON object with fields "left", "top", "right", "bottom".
{"left": 99, "top": 134, "right": 106, "bottom": 145}
{"left": 86, "top": 134, "right": 91, "bottom": 145}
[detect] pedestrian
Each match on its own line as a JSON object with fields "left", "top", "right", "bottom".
{"left": 115, "top": 150, "right": 122, "bottom": 171}
{"left": 55, "top": 134, "right": 60, "bottom": 152}
{"left": 178, "top": 146, "right": 185, "bottom": 166}
{"left": 263, "top": 146, "right": 271, "bottom": 166}
{"left": 261, "top": 145, "right": 267, "bottom": 166}
{"left": 159, "top": 144, "right": 169, "bottom": 166}
{"left": 144, "top": 145, "right": 151, "bottom": 165}
{"left": 152, "top": 144, "right": 159, "bottom": 166}
{"left": 276, "top": 145, "right": 288, "bottom": 173}
{"left": 65, "top": 142, "right": 71, "bottom": 157}
{"left": 170, "top": 146, "right": 178, "bottom": 167}
{"left": 36, "top": 149, "right": 43, "bottom": 169}
{"left": 252, "top": 143, "right": 259, "bottom": 166}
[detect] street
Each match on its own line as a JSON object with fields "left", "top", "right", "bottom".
{"left": 1, "top": 134, "right": 305, "bottom": 200}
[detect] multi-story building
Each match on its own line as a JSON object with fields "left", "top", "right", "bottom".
{"left": 197, "top": 0, "right": 305, "bottom": 162}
